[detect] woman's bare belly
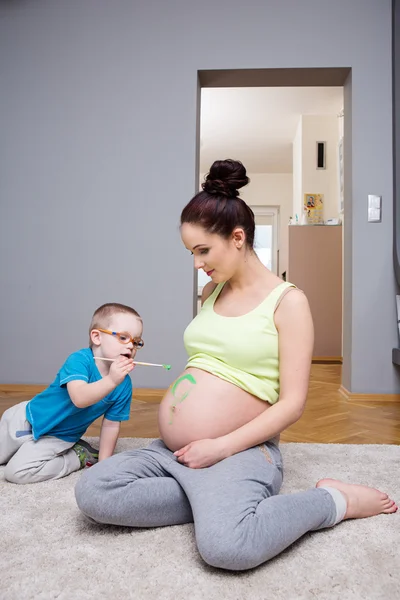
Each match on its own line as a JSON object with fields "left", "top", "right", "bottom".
{"left": 158, "top": 368, "right": 270, "bottom": 452}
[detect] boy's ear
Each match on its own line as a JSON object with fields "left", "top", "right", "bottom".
{"left": 90, "top": 329, "right": 101, "bottom": 347}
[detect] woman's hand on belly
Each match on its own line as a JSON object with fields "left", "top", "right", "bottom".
{"left": 174, "top": 437, "right": 229, "bottom": 469}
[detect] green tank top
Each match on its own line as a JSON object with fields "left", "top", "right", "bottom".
{"left": 184, "top": 281, "right": 295, "bottom": 404}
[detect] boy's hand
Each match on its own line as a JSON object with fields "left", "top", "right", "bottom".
{"left": 108, "top": 356, "right": 134, "bottom": 386}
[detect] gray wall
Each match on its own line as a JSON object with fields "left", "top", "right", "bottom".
{"left": 0, "top": 0, "right": 399, "bottom": 393}
{"left": 394, "top": 0, "right": 400, "bottom": 288}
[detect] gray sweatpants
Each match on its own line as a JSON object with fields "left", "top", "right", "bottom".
{"left": 0, "top": 401, "right": 81, "bottom": 484}
{"left": 75, "top": 439, "right": 338, "bottom": 570}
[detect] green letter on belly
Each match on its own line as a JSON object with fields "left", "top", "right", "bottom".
{"left": 169, "top": 373, "right": 197, "bottom": 424}
{"left": 171, "top": 373, "right": 197, "bottom": 401}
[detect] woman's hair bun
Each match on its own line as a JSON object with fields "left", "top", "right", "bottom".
{"left": 202, "top": 159, "right": 249, "bottom": 198}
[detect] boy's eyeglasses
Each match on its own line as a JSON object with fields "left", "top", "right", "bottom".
{"left": 97, "top": 328, "right": 144, "bottom": 348}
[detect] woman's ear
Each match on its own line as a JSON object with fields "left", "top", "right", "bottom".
{"left": 232, "top": 227, "right": 245, "bottom": 249}
{"left": 90, "top": 329, "right": 101, "bottom": 347}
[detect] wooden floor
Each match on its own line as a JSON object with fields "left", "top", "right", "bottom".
{"left": 1, "top": 365, "right": 400, "bottom": 444}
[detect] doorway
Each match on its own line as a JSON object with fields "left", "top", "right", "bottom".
{"left": 195, "top": 68, "right": 349, "bottom": 372}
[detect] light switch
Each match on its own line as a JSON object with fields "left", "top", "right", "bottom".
{"left": 368, "top": 195, "right": 382, "bottom": 222}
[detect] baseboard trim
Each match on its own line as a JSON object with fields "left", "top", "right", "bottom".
{"left": 339, "top": 385, "right": 400, "bottom": 403}
{"left": 0, "top": 384, "right": 47, "bottom": 397}
{"left": 312, "top": 356, "right": 343, "bottom": 364}
{"left": 132, "top": 388, "right": 165, "bottom": 403}
{"left": 0, "top": 384, "right": 166, "bottom": 404}
{"left": 2, "top": 383, "right": 399, "bottom": 404}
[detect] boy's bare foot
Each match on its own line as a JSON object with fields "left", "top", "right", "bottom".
{"left": 316, "top": 478, "right": 398, "bottom": 520}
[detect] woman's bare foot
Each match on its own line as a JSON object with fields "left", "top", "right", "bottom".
{"left": 316, "top": 478, "right": 398, "bottom": 520}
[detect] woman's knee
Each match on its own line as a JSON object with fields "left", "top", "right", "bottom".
{"left": 196, "top": 530, "right": 261, "bottom": 571}
{"left": 74, "top": 464, "right": 108, "bottom": 521}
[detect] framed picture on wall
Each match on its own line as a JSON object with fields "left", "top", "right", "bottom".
{"left": 338, "top": 137, "right": 344, "bottom": 214}
{"left": 303, "top": 194, "right": 324, "bottom": 224}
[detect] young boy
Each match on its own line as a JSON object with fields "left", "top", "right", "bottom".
{"left": 0, "top": 302, "right": 143, "bottom": 484}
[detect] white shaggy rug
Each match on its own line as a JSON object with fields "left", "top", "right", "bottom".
{"left": 1, "top": 439, "right": 400, "bottom": 600}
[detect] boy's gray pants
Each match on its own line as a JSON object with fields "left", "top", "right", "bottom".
{"left": 0, "top": 402, "right": 80, "bottom": 484}
{"left": 75, "top": 438, "right": 337, "bottom": 571}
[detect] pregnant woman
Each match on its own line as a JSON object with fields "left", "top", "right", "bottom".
{"left": 75, "top": 159, "right": 397, "bottom": 571}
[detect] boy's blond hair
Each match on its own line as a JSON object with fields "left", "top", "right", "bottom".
{"left": 89, "top": 303, "right": 142, "bottom": 347}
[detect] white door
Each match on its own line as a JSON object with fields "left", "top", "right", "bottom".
{"left": 251, "top": 206, "right": 280, "bottom": 276}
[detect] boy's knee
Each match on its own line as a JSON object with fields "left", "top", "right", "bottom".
{"left": 4, "top": 463, "right": 31, "bottom": 484}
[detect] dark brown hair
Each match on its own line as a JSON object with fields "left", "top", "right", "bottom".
{"left": 180, "top": 159, "right": 255, "bottom": 248}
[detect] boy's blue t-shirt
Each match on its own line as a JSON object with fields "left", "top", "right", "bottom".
{"left": 26, "top": 348, "right": 132, "bottom": 442}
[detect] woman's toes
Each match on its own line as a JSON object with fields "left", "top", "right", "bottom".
{"left": 383, "top": 502, "right": 397, "bottom": 514}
